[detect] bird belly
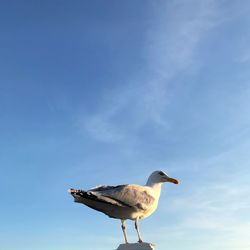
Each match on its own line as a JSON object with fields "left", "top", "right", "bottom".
{"left": 75, "top": 197, "right": 137, "bottom": 220}
{"left": 137, "top": 202, "right": 158, "bottom": 220}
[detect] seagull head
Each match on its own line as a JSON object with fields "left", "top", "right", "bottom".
{"left": 147, "top": 170, "right": 179, "bottom": 186}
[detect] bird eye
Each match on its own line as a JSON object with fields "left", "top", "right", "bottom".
{"left": 159, "top": 171, "right": 164, "bottom": 176}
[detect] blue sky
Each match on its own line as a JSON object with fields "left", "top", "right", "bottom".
{"left": 1, "top": 1, "right": 250, "bottom": 249}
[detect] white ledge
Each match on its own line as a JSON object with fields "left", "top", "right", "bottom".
{"left": 116, "top": 243, "right": 156, "bottom": 250}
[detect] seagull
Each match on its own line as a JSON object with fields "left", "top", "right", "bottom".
{"left": 68, "top": 170, "right": 179, "bottom": 243}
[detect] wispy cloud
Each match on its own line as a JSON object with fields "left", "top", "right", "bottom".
{"left": 149, "top": 138, "right": 250, "bottom": 250}
{"left": 80, "top": 0, "right": 220, "bottom": 142}
{"left": 146, "top": 177, "right": 250, "bottom": 250}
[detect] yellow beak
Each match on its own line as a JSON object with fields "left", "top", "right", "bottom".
{"left": 164, "top": 177, "right": 179, "bottom": 184}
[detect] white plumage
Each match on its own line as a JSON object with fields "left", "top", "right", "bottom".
{"left": 68, "top": 170, "right": 179, "bottom": 243}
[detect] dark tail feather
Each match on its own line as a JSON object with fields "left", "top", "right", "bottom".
{"left": 68, "top": 188, "right": 85, "bottom": 195}
{"left": 68, "top": 188, "right": 100, "bottom": 202}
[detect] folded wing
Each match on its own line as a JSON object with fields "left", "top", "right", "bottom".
{"left": 89, "top": 184, "right": 155, "bottom": 211}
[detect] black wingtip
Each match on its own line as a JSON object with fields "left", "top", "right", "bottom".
{"left": 67, "top": 188, "right": 80, "bottom": 194}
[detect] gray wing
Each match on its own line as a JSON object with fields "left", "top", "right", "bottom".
{"left": 89, "top": 184, "right": 155, "bottom": 211}
{"left": 89, "top": 185, "right": 125, "bottom": 192}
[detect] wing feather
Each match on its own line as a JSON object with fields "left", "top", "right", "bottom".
{"left": 89, "top": 184, "right": 155, "bottom": 211}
